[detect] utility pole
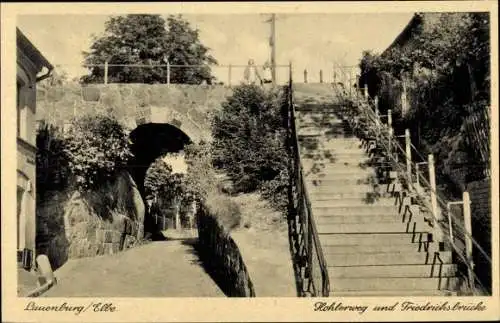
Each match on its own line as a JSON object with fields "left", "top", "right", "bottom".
{"left": 265, "top": 13, "right": 277, "bottom": 84}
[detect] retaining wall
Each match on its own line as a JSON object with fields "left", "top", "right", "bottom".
{"left": 196, "top": 206, "right": 255, "bottom": 297}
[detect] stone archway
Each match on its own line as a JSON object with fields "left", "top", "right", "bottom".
{"left": 128, "top": 123, "right": 193, "bottom": 239}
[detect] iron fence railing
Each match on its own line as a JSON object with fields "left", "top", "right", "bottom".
{"left": 285, "top": 64, "right": 330, "bottom": 297}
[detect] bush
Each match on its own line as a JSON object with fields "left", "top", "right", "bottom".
{"left": 63, "top": 114, "right": 133, "bottom": 191}
{"left": 184, "top": 141, "right": 219, "bottom": 200}
{"left": 211, "top": 85, "right": 289, "bottom": 214}
{"left": 36, "top": 121, "right": 71, "bottom": 199}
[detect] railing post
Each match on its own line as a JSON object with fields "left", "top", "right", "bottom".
{"left": 104, "top": 61, "right": 109, "bottom": 85}
{"left": 428, "top": 154, "right": 443, "bottom": 247}
{"left": 388, "top": 127, "right": 393, "bottom": 154}
{"left": 364, "top": 84, "right": 369, "bottom": 99}
{"left": 463, "top": 191, "right": 475, "bottom": 289}
{"left": 319, "top": 70, "right": 323, "bottom": 83}
{"left": 166, "top": 61, "right": 171, "bottom": 86}
{"left": 228, "top": 64, "right": 232, "bottom": 87}
{"left": 388, "top": 109, "right": 392, "bottom": 128}
{"left": 405, "top": 129, "right": 412, "bottom": 181}
{"left": 401, "top": 78, "right": 408, "bottom": 116}
{"left": 304, "top": 69, "right": 308, "bottom": 83}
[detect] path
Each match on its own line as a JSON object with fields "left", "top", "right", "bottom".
{"left": 42, "top": 240, "right": 224, "bottom": 297}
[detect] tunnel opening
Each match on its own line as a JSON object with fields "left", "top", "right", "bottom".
{"left": 128, "top": 123, "right": 192, "bottom": 240}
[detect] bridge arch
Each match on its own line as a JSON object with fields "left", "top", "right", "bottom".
{"left": 127, "top": 120, "right": 204, "bottom": 239}
{"left": 121, "top": 105, "right": 212, "bottom": 144}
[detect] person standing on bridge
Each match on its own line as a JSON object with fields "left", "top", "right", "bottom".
{"left": 243, "top": 59, "right": 262, "bottom": 85}
{"left": 261, "top": 61, "right": 272, "bottom": 84}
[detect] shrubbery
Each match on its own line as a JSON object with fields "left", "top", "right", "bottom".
{"left": 211, "top": 85, "right": 289, "bottom": 214}
{"left": 358, "top": 12, "right": 490, "bottom": 190}
{"left": 36, "top": 122, "right": 71, "bottom": 199}
{"left": 63, "top": 114, "right": 133, "bottom": 191}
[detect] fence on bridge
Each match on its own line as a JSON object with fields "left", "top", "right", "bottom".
{"left": 333, "top": 80, "right": 492, "bottom": 295}
{"left": 52, "top": 63, "right": 293, "bottom": 86}
{"left": 49, "top": 62, "right": 364, "bottom": 87}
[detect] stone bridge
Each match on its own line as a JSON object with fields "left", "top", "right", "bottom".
{"left": 36, "top": 83, "right": 234, "bottom": 143}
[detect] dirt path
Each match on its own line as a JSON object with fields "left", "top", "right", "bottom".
{"left": 231, "top": 229, "right": 297, "bottom": 297}
{"left": 42, "top": 240, "right": 224, "bottom": 297}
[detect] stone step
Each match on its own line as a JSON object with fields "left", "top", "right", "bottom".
{"left": 319, "top": 232, "right": 432, "bottom": 245}
{"left": 331, "top": 289, "right": 458, "bottom": 296}
{"left": 307, "top": 184, "right": 374, "bottom": 194}
{"left": 309, "top": 192, "right": 379, "bottom": 200}
{"left": 311, "top": 198, "right": 396, "bottom": 208}
{"left": 324, "top": 251, "right": 453, "bottom": 266}
{"left": 306, "top": 177, "right": 377, "bottom": 187}
{"left": 321, "top": 142, "right": 365, "bottom": 151}
{"left": 313, "top": 149, "right": 367, "bottom": 157}
{"left": 331, "top": 277, "right": 458, "bottom": 292}
{"left": 306, "top": 172, "right": 375, "bottom": 181}
{"left": 315, "top": 213, "right": 403, "bottom": 224}
{"left": 302, "top": 154, "right": 372, "bottom": 164}
{"left": 312, "top": 205, "right": 399, "bottom": 216}
{"left": 295, "top": 105, "right": 338, "bottom": 112}
{"left": 303, "top": 164, "right": 373, "bottom": 175}
{"left": 321, "top": 242, "right": 437, "bottom": 254}
{"left": 316, "top": 221, "right": 433, "bottom": 234}
{"left": 329, "top": 264, "right": 457, "bottom": 278}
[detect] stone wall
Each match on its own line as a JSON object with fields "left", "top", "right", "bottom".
{"left": 196, "top": 206, "right": 255, "bottom": 297}
{"left": 36, "top": 170, "right": 145, "bottom": 270}
{"left": 36, "top": 84, "right": 233, "bottom": 142}
{"left": 467, "top": 178, "right": 491, "bottom": 293}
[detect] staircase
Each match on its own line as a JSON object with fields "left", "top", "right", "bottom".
{"left": 293, "top": 83, "right": 459, "bottom": 296}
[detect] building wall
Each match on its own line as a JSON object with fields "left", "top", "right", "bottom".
{"left": 17, "top": 47, "right": 39, "bottom": 269}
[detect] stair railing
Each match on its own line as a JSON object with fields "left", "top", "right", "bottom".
{"left": 333, "top": 84, "right": 491, "bottom": 295}
{"left": 285, "top": 63, "right": 330, "bottom": 297}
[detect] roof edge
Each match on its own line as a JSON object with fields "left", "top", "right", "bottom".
{"left": 17, "top": 28, "right": 54, "bottom": 72}
{"left": 381, "top": 13, "right": 423, "bottom": 57}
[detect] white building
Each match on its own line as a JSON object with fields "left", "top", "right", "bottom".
{"left": 17, "top": 28, "right": 53, "bottom": 270}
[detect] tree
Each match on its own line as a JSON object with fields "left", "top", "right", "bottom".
{"left": 211, "top": 85, "right": 290, "bottom": 214}
{"left": 40, "top": 66, "right": 69, "bottom": 87}
{"left": 144, "top": 156, "right": 185, "bottom": 201}
{"left": 81, "top": 14, "right": 217, "bottom": 84}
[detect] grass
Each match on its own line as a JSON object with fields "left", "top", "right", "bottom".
{"left": 230, "top": 192, "right": 287, "bottom": 233}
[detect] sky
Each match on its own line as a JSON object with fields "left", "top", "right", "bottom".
{"left": 17, "top": 13, "right": 414, "bottom": 83}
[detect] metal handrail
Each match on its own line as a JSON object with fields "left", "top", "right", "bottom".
{"left": 286, "top": 63, "right": 330, "bottom": 297}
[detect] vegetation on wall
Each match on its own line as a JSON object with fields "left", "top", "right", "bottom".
{"left": 81, "top": 14, "right": 218, "bottom": 84}
{"left": 358, "top": 12, "right": 490, "bottom": 190}
{"left": 36, "top": 121, "right": 71, "bottom": 200}
{"left": 211, "top": 85, "right": 289, "bottom": 214}
{"left": 62, "top": 114, "right": 133, "bottom": 191}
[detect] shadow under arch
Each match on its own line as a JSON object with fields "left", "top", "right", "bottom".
{"left": 128, "top": 123, "right": 192, "bottom": 238}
